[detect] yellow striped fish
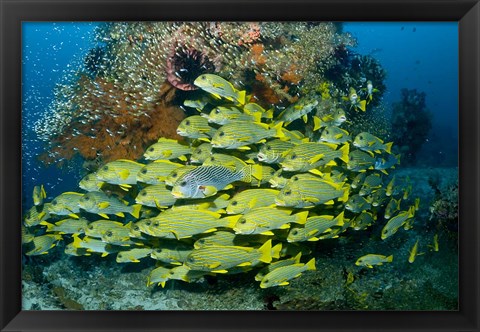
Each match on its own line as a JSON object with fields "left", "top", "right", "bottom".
{"left": 136, "top": 160, "right": 183, "bottom": 184}
{"left": 204, "top": 106, "right": 260, "bottom": 125}
{"left": 78, "top": 191, "right": 141, "bottom": 219}
{"left": 260, "top": 258, "right": 316, "bottom": 288}
{"left": 25, "top": 234, "right": 63, "bottom": 256}
{"left": 226, "top": 188, "right": 279, "bottom": 214}
{"left": 345, "top": 194, "right": 371, "bottom": 213}
{"left": 79, "top": 173, "right": 104, "bottom": 191}
{"left": 32, "top": 184, "right": 46, "bottom": 206}
{"left": 233, "top": 207, "right": 308, "bottom": 235}
{"left": 359, "top": 173, "right": 383, "bottom": 196}
{"left": 381, "top": 206, "right": 415, "bottom": 240}
{"left": 287, "top": 212, "right": 345, "bottom": 242}
{"left": 116, "top": 248, "right": 153, "bottom": 263}
{"left": 147, "top": 265, "right": 209, "bottom": 287}
{"left": 275, "top": 178, "right": 349, "bottom": 208}
{"left": 71, "top": 234, "right": 118, "bottom": 257}
{"left": 135, "top": 184, "right": 177, "bottom": 208}
{"left": 48, "top": 192, "right": 84, "bottom": 217}
{"left": 255, "top": 252, "right": 302, "bottom": 281}
{"left": 193, "top": 231, "right": 268, "bottom": 249}
{"left": 150, "top": 245, "right": 193, "bottom": 265}
{"left": 176, "top": 115, "right": 215, "bottom": 140}
{"left": 139, "top": 209, "right": 240, "bottom": 239}
{"left": 189, "top": 143, "right": 213, "bottom": 164}
{"left": 211, "top": 121, "right": 285, "bottom": 150}
{"left": 24, "top": 203, "right": 51, "bottom": 227}
{"left": 43, "top": 218, "right": 89, "bottom": 235}
{"left": 143, "top": 137, "right": 191, "bottom": 161}
{"left": 281, "top": 142, "right": 349, "bottom": 174}
{"left": 257, "top": 139, "right": 296, "bottom": 164}
{"left": 164, "top": 165, "right": 197, "bottom": 187}
{"left": 96, "top": 159, "right": 145, "bottom": 190}
{"left": 194, "top": 74, "right": 246, "bottom": 105}
{"left": 185, "top": 240, "right": 274, "bottom": 273}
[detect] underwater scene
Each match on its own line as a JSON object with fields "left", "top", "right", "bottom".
{"left": 21, "top": 22, "right": 458, "bottom": 310}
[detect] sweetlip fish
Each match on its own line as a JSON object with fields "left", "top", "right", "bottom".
{"left": 194, "top": 74, "right": 247, "bottom": 105}
{"left": 260, "top": 257, "right": 316, "bottom": 288}
{"left": 171, "top": 165, "right": 262, "bottom": 199}
{"left": 96, "top": 159, "right": 145, "bottom": 191}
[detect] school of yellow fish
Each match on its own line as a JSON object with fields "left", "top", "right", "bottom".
{"left": 23, "top": 74, "right": 431, "bottom": 289}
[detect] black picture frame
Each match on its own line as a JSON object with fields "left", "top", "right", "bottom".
{"left": 1, "top": 0, "right": 479, "bottom": 331}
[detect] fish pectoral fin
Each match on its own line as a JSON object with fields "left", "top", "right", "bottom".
{"left": 307, "top": 237, "right": 319, "bottom": 242}
{"left": 163, "top": 150, "right": 173, "bottom": 157}
{"left": 305, "top": 197, "right": 320, "bottom": 203}
{"left": 115, "top": 212, "right": 125, "bottom": 217}
{"left": 199, "top": 185, "right": 218, "bottom": 197}
{"left": 302, "top": 114, "right": 308, "bottom": 123}
{"left": 236, "top": 146, "right": 251, "bottom": 151}
{"left": 99, "top": 213, "right": 110, "bottom": 219}
{"left": 308, "top": 154, "right": 324, "bottom": 164}
{"left": 260, "top": 231, "right": 275, "bottom": 236}
{"left": 278, "top": 281, "right": 290, "bottom": 286}
{"left": 118, "top": 170, "right": 130, "bottom": 180}
{"left": 68, "top": 213, "right": 80, "bottom": 219}
{"left": 119, "top": 184, "right": 131, "bottom": 191}
{"left": 279, "top": 224, "right": 290, "bottom": 229}
{"left": 98, "top": 202, "right": 110, "bottom": 209}
{"left": 207, "top": 262, "right": 222, "bottom": 269}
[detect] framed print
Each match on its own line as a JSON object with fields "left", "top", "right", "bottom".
{"left": 1, "top": 0, "right": 479, "bottom": 331}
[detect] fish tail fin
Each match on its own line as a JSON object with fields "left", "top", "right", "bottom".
{"left": 385, "top": 142, "right": 393, "bottom": 154}
{"left": 271, "top": 121, "right": 286, "bottom": 139}
{"left": 339, "top": 184, "right": 350, "bottom": 202}
{"left": 237, "top": 90, "right": 246, "bottom": 105}
{"left": 43, "top": 221, "right": 55, "bottom": 232}
{"left": 339, "top": 143, "right": 350, "bottom": 164}
{"left": 335, "top": 211, "right": 345, "bottom": 226}
{"left": 313, "top": 116, "right": 322, "bottom": 131}
{"left": 221, "top": 215, "right": 242, "bottom": 228}
{"left": 241, "top": 164, "right": 263, "bottom": 183}
{"left": 72, "top": 234, "right": 82, "bottom": 248}
{"left": 258, "top": 240, "right": 272, "bottom": 263}
{"left": 252, "top": 111, "right": 262, "bottom": 123}
{"left": 294, "top": 211, "right": 309, "bottom": 225}
{"left": 271, "top": 243, "right": 282, "bottom": 259}
{"left": 41, "top": 185, "right": 47, "bottom": 199}
{"left": 359, "top": 100, "right": 367, "bottom": 112}
{"left": 130, "top": 204, "right": 142, "bottom": 219}
{"left": 265, "top": 108, "right": 274, "bottom": 119}
{"left": 386, "top": 255, "right": 393, "bottom": 262}
{"left": 305, "top": 258, "right": 316, "bottom": 271}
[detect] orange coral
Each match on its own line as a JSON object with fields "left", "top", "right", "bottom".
{"left": 281, "top": 65, "right": 302, "bottom": 84}
{"left": 251, "top": 43, "right": 266, "bottom": 65}
{"left": 39, "top": 79, "right": 185, "bottom": 168}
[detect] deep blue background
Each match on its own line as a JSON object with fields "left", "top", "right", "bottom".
{"left": 21, "top": 22, "right": 459, "bottom": 209}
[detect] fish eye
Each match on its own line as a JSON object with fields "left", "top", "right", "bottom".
{"left": 290, "top": 154, "right": 297, "bottom": 160}
{"left": 141, "top": 169, "right": 147, "bottom": 174}
{"left": 326, "top": 130, "right": 329, "bottom": 134}
{"left": 103, "top": 166, "right": 108, "bottom": 171}
{"left": 153, "top": 221, "right": 159, "bottom": 227}
{"left": 219, "top": 132, "right": 225, "bottom": 137}
{"left": 105, "top": 231, "right": 113, "bottom": 237}
{"left": 52, "top": 200, "right": 57, "bottom": 205}
{"left": 284, "top": 190, "right": 291, "bottom": 196}
{"left": 215, "top": 109, "right": 220, "bottom": 114}
{"left": 359, "top": 135, "right": 364, "bottom": 140}
{"left": 148, "top": 147, "right": 154, "bottom": 152}
{"left": 155, "top": 249, "right": 162, "bottom": 253}
{"left": 84, "top": 196, "right": 90, "bottom": 201}
{"left": 231, "top": 201, "right": 237, "bottom": 206}
{"left": 171, "top": 172, "right": 177, "bottom": 178}
{"left": 169, "top": 271, "right": 175, "bottom": 275}
{"left": 180, "top": 181, "right": 187, "bottom": 187}
{"left": 293, "top": 176, "right": 299, "bottom": 181}
{"left": 188, "top": 257, "right": 195, "bottom": 263}
{"left": 141, "top": 191, "right": 147, "bottom": 196}
{"left": 185, "top": 120, "right": 190, "bottom": 126}
{"left": 201, "top": 76, "right": 206, "bottom": 80}
{"left": 292, "top": 229, "right": 298, "bottom": 235}
{"left": 210, "top": 157, "right": 215, "bottom": 161}
{"left": 146, "top": 220, "right": 151, "bottom": 226}
{"left": 196, "top": 148, "right": 202, "bottom": 153}
{"left": 118, "top": 254, "right": 123, "bottom": 258}
{"left": 88, "top": 225, "right": 94, "bottom": 230}
{"left": 266, "top": 146, "right": 271, "bottom": 151}
{"left": 239, "top": 219, "right": 246, "bottom": 224}
{"left": 133, "top": 226, "right": 139, "bottom": 231}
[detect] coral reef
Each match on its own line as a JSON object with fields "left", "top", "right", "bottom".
{"left": 390, "top": 88, "right": 433, "bottom": 165}
{"left": 34, "top": 22, "right": 355, "bottom": 167}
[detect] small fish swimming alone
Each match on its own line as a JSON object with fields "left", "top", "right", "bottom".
{"left": 260, "top": 257, "right": 316, "bottom": 288}
{"left": 194, "top": 74, "right": 247, "bottom": 105}
{"left": 353, "top": 132, "right": 393, "bottom": 155}
{"left": 210, "top": 121, "right": 284, "bottom": 150}
{"left": 363, "top": 80, "right": 379, "bottom": 103}
{"left": 355, "top": 254, "right": 393, "bottom": 268}
{"left": 171, "top": 165, "right": 262, "bottom": 199}
{"left": 96, "top": 159, "right": 145, "bottom": 191}
{"left": 32, "top": 185, "right": 46, "bottom": 206}
{"left": 408, "top": 239, "right": 422, "bottom": 263}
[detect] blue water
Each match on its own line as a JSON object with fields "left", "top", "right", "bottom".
{"left": 21, "top": 22, "right": 459, "bottom": 208}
